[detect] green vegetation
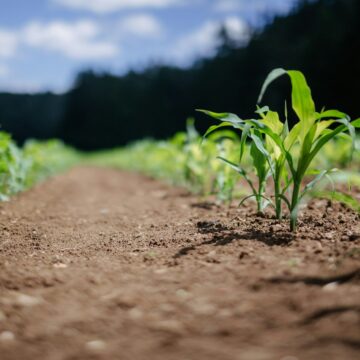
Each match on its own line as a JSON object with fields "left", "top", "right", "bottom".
{"left": 87, "top": 119, "right": 242, "bottom": 202}
{"left": 200, "top": 69, "right": 360, "bottom": 231}
{"left": 0, "top": 69, "right": 358, "bottom": 233}
{"left": 85, "top": 118, "right": 359, "bottom": 232}
{"left": 0, "top": 133, "right": 80, "bottom": 200}
{"left": 0, "top": 123, "right": 358, "bottom": 232}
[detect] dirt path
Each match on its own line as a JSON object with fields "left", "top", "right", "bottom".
{"left": 0, "top": 167, "right": 359, "bottom": 360}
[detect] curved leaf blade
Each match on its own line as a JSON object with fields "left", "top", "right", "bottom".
{"left": 257, "top": 68, "right": 286, "bottom": 103}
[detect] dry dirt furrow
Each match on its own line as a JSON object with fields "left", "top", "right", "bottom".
{"left": 0, "top": 167, "right": 359, "bottom": 360}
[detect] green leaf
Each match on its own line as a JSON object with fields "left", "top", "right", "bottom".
{"left": 208, "top": 129, "right": 239, "bottom": 143}
{"left": 248, "top": 119, "right": 296, "bottom": 176}
{"left": 217, "top": 156, "right": 256, "bottom": 194}
{"left": 217, "top": 156, "right": 245, "bottom": 175}
{"left": 238, "top": 194, "right": 274, "bottom": 210}
{"left": 259, "top": 69, "right": 317, "bottom": 143}
{"left": 300, "top": 169, "right": 337, "bottom": 199}
{"left": 261, "top": 110, "right": 283, "bottom": 135}
{"left": 284, "top": 123, "right": 301, "bottom": 150}
{"left": 250, "top": 140, "right": 268, "bottom": 180}
{"left": 307, "top": 120, "right": 353, "bottom": 170}
{"left": 315, "top": 109, "right": 348, "bottom": 120}
{"left": 261, "top": 111, "right": 283, "bottom": 159}
{"left": 239, "top": 123, "right": 251, "bottom": 162}
{"left": 302, "top": 123, "right": 317, "bottom": 156}
{"left": 287, "top": 70, "right": 316, "bottom": 142}
{"left": 352, "top": 118, "right": 360, "bottom": 128}
{"left": 278, "top": 193, "right": 291, "bottom": 210}
{"left": 314, "top": 120, "right": 335, "bottom": 140}
{"left": 196, "top": 109, "right": 243, "bottom": 125}
{"left": 255, "top": 105, "right": 270, "bottom": 116}
{"left": 249, "top": 131, "right": 276, "bottom": 182}
{"left": 257, "top": 68, "right": 287, "bottom": 103}
{"left": 250, "top": 133, "right": 271, "bottom": 160}
{"left": 203, "top": 122, "right": 235, "bottom": 139}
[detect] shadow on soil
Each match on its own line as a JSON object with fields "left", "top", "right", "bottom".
{"left": 174, "top": 220, "right": 295, "bottom": 259}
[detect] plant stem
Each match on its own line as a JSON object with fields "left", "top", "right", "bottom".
{"left": 290, "top": 180, "right": 301, "bottom": 232}
{"left": 274, "top": 172, "right": 282, "bottom": 220}
{"left": 257, "top": 181, "right": 265, "bottom": 213}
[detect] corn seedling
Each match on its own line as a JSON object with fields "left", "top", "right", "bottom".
{"left": 199, "top": 68, "right": 360, "bottom": 231}
{"left": 201, "top": 114, "right": 272, "bottom": 213}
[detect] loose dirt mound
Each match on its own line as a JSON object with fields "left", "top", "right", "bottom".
{"left": 0, "top": 167, "right": 359, "bottom": 360}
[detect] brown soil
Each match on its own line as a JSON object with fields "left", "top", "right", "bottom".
{"left": 0, "top": 167, "right": 359, "bottom": 360}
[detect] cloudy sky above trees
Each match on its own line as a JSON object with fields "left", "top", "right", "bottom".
{"left": 0, "top": 0, "right": 297, "bottom": 93}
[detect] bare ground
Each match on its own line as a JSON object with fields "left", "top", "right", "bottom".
{"left": 0, "top": 167, "right": 359, "bottom": 360}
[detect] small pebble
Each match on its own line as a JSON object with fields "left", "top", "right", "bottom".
{"left": 85, "top": 340, "right": 106, "bottom": 352}
{"left": 154, "top": 268, "right": 167, "bottom": 274}
{"left": 190, "top": 302, "right": 216, "bottom": 315}
{"left": 270, "top": 224, "right": 282, "bottom": 232}
{"left": 207, "top": 250, "right": 216, "bottom": 257}
{"left": 0, "top": 331, "right": 15, "bottom": 342}
{"left": 323, "top": 282, "right": 338, "bottom": 292}
{"left": 324, "top": 232, "right": 334, "bottom": 240}
{"left": 16, "top": 294, "right": 42, "bottom": 307}
{"left": 53, "top": 263, "right": 68, "bottom": 268}
{"left": 176, "top": 289, "right": 191, "bottom": 300}
{"left": 128, "top": 308, "right": 143, "bottom": 320}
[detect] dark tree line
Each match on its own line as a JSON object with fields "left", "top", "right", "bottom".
{"left": 0, "top": 0, "right": 359, "bottom": 150}
{"left": 0, "top": 93, "right": 65, "bottom": 144}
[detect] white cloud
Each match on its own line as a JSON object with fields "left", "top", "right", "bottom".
{"left": 0, "top": 30, "right": 18, "bottom": 58}
{"left": 119, "top": 14, "right": 163, "bottom": 38}
{"left": 54, "top": 0, "right": 183, "bottom": 13}
{"left": 171, "top": 16, "right": 249, "bottom": 64}
{"left": 22, "top": 20, "right": 119, "bottom": 60}
{"left": 223, "top": 16, "right": 249, "bottom": 40}
{"left": 172, "top": 22, "right": 218, "bottom": 62}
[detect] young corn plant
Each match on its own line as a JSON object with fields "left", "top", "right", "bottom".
{"left": 211, "top": 131, "right": 240, "bottom": 203}
{"left": 258, "top": 69, "right": 359, "bottom": 230}
{"left": 200, "top": 112, "right": 273, "bottom": 214}
{"left": 199, "top": 68, "right": 360, "bottom": 231}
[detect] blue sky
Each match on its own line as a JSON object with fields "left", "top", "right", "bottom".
{"left": 0, "top": 0, "right": 297, "bottom": 93}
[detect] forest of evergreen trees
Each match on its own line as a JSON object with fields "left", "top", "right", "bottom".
{"left": 0, "top": 0, "right": 359, "bottom": 150}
